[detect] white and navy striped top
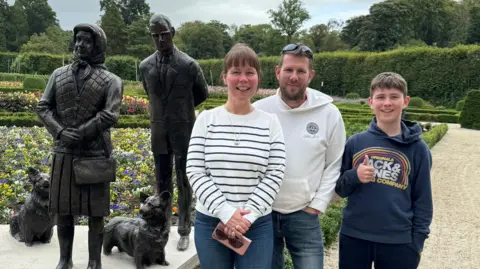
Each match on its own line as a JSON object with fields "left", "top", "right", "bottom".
{"left": 186, "top": 106, "right": 286, "bottom": 224}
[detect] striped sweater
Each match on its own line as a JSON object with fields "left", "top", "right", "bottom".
{"left": 186, "top": 106, "right": 286, "bottom": 224}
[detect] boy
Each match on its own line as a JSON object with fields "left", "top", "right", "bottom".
{"left": 335, "top": 72, "right": 433, "bottom": 269}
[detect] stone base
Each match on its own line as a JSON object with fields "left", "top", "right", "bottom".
{"left": 0, "top": 225, "right": 198, "bottom": 269}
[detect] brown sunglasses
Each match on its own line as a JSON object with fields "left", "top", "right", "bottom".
{"left": 214, "top": 224, "right": 244, "bottom": 248}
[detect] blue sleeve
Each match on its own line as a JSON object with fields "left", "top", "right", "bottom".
{"left": 411, "top": 142, "right": 433, "bottom": 252}
{"left": 335, "top": 137, "right": 362, "bottom": 198}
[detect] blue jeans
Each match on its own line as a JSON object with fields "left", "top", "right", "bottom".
{"left": 272, "top": 210, "right": 324, "bottom": 269}
{"left": 194, "top": 211, "right": 274, "bottom": 269}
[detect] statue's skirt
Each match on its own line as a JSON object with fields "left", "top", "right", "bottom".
{"left": 49, "top": 153, "right": 110, "bottom": 217}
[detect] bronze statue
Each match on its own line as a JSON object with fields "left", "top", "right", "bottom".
{"left": 139, "top": 13, "right": 209, "bottom": 251}
{"left": 36, "top": 23, "right": 123, "bottom": 269}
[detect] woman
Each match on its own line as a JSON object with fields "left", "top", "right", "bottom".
{"left": 186, "top": 43, "right": 286, "bottom": 268}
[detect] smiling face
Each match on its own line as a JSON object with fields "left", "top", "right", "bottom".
{"left": 368, "top": 88, "right": 410, "bottom": 125}
{"left": 223, "top": 63, "right": 258, "bottom": 102}
{"left": 276, "top": 54, "right": 315, "bottom": 102}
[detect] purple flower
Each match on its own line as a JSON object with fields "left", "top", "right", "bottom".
{"left": 0, "top": 179, "right": 7, "bottom": 184}
{"left": 41, "top": 158, "right": 49, "bottom": 165}
{"left": 133, "top": 179, "right": 141, "bottom": 185}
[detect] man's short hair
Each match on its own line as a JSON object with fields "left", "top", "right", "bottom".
{"left": 370, "top": 72, "right": 408, "bottom": 96}
{"left": 279, "top": 43, "right": 314, "bottom": 69}
{"left": 149, "top": 14, "right": 175, "bottom": 35}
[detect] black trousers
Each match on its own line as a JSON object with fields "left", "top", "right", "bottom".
{"left": 339, "top": 233, "right": 421, "bottom": 269}
{"left": 154, "top": 152, "right": 192, "bottom": 236}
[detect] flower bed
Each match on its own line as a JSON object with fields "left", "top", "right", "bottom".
{"left": 0, "top": 92, "right": 149, "bottom": 115}
{"left": 0, "top": 127, "right": 160, "bottom": 224}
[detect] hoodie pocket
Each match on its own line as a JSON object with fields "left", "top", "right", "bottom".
{"left": 274, "top": 177, "right": 311, "bottom": 210}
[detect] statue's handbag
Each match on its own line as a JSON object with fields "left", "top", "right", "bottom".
{"left": 73, "top": 134, "right": 116, "bottom": 185}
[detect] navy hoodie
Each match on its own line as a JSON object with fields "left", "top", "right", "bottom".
{"left": 335, "top": 117, "right": 433, "bottom": 253}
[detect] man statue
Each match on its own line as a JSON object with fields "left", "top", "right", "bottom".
{"left": 36, "top": 23, "right": 123, "bottom": 269}
{"left": 139, "top": 13, "right": 209, "bottom": 251}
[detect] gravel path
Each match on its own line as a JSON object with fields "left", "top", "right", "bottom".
{"left": 324, "top": 124, "right": 480, "bottom": 269}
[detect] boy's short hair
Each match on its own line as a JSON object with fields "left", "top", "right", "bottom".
{"left": 370, "top": 72, "right": 408, "bottom": 96}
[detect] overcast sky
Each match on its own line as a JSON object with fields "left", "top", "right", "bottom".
{"left": 7, "top": 0, "right": 381, "bottom": 31}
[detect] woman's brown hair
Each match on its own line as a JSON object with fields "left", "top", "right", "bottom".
{"left": 222, "top": 43, "right": 262, "bottom": 86}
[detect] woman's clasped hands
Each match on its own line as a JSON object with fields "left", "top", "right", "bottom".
{"left": 223, "top": 209, "right": 251, "bottom": 238}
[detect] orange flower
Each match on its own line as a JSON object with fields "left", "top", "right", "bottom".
{"left": 173, "top": 206, "right": 178, "bottom": 213}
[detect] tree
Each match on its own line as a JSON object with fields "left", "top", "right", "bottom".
{"left": 176, "top": 21, "right": 224, "bottom": 59}
{"left": 448, "top": 0, "right": 471, "bottom": 45}
{"left": 100, "top": 0, "right": 150, "bottom": 25}
{"left": 233, "top": 24, "right": 285, "bottom": 56}
{"left": 100, "top": 5, "right": 128, "bottom": 56}
{"left": 207, "top": 20, "right": 233, "bottom": 54}
{"left": 467, "top": 5, "right": 480, "bottom": 44}
{"left": 268, "top": 0, "right": 310, "bottom": 43}
{"left": 409, "top": 0, "right": 456, "bottom": 47}
{"left": 0, "top": 0, "right": 8, "bottom": 51}
{"left": 5, "top": 1, "right": 29, "bottom": 52}
{"left": 340, "top": 15, "right": 369, "bottom": 49}
{"left": 20, "top": 26, "right": 71, "bottom": 54}
{"left": 16, "top": 0, "right": 58, "bottom": 37}
{"left": 126, "top": 14, "right": 154, "bottom": 59}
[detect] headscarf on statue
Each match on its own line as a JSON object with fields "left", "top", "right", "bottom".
{"left": 71, "top": 23, "right": 108, "bottom": 74}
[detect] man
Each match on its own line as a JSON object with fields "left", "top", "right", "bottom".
{"left": 36, "top": 23, "right": 123, "bottom": 269}
{"left": 139, "top": 13, "right": 209, "bottom": 251}
{"left": 253, "top": 43, "right": 346, "bottom": 269}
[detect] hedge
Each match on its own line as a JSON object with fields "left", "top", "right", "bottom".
{"left": 5, "top": 45, "right": 480, "bottom": 106}
{"left": 421, "top": 123, "right": 449, "bottom": 148}
{"left": 0, "top": 52, "right": 18, "bottom": 73}
{"left": 7, "top": 53, "right": 140, "bottom": 81}
{"left": 0, "top": 114, "right": 151, "bottom": 128}
{"left": 459, "top": 90, "right": 480, "bottom": 130}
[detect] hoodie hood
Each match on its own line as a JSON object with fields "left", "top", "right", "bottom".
{"left": 276, "top": 87, "right": 333, "bottom": 112}
{"left": 368, "top": 116, "right": 423, "bottom": 145}
{"left": 72, "top": 23, "right": 107, "bottom": 66}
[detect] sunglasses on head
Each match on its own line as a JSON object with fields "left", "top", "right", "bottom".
{"left": 282, "top": 43, "right": 313, "bottom": 60}
{"left": 214, "top": 224, "right": 244, "bottom": 248}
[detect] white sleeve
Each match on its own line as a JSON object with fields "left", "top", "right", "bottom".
{"left": 308, "top": 112, "right": 346, "bottom": 213}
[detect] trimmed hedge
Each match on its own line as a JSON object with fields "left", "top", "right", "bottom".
{"left": 8, "top": 53, "right": 139, "bottom": 81}
{"left": 0, "top": 72, "right": 49, "bottom": 82}
{"left": 459, "top": 90, "right": 480, "bottom": 130}
{"left": 24, "top": 77, "right": 46, "bottom": 90}
{"left": 0, "top": 52, "right": 18, "bottom": 73}
{"left": 409, "top": 97, "right": 425, "bottom": 108}
{"left": 421, "top": 123, "right": 449, "bottom": 148}
{"left": 6, "top": 45, "right": 480, "bottom": 106}
{"left": 0, "top": 114, "right": 151, "bottom": 128}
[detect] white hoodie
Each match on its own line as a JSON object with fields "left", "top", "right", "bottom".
{"left": 253, "top": 88, "right": 346, "bottom": 214}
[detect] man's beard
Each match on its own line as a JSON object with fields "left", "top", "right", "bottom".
{"left": 279, "top": 85, "right": 306, "bottom": 101}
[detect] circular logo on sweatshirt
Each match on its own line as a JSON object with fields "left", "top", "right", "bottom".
{"left": 306, "top": 122, "right": 319, "bottom": 134}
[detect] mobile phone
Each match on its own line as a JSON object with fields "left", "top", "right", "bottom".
{"left": 211, "top": 222, "right": 252, "bottom": 255}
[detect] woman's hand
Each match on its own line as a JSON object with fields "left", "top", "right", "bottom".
{"left": 223, "top": 209, "right": 251, "bottom": 238}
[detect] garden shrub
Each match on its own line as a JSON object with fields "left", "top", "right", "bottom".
{"left": 11, "top": 45, "right": 480, "bottom": 107}
{"left": 0, "top": 52, "right": 18, "bottom": 73}
{"left": 459, "top": 90, "right": 480, "bottom": 130}
{"left": 345, "top": 92, "right": 360, "bottom": 99}
{"left": 0, "top": 74, "right": 18, "bottom": 81}
{"left": 409, "top": 97, "right": 425, "bottom": 108}
{"left": 421, "top": 123, "right": 448, "bottom": 148}
{"left": 23, "top": 77, "right": 46, "bottom": 90}
{"left": 456, "top": 100, "right": 465, "bottom": 111}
